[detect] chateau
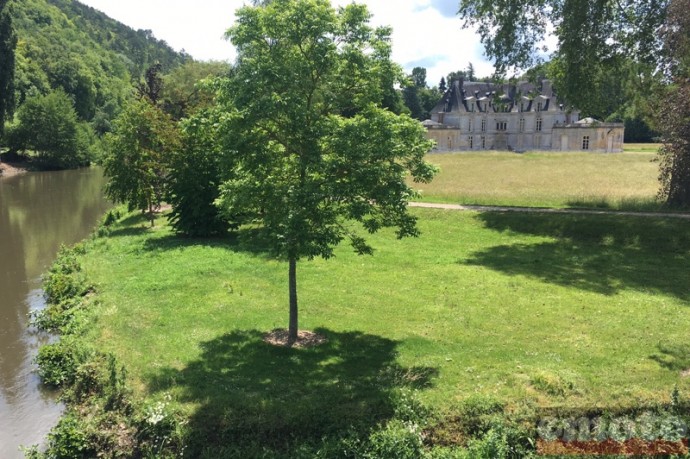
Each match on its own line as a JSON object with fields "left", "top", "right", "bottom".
{"left": 424, "top": 79, "right": 624, "bottom": 152}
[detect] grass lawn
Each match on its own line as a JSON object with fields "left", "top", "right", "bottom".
{"left": 415, "top": 144, "right": 662, "bottom": 209}
{"left": 78, "top": 206, "right": 690, "bottom": 454}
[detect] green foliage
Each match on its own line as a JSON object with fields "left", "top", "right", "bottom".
{"left": 104, "top": 97, "right": 180, "bottom": 224}
{"left": 7, "top": 0, "right": 189, "bottom": 140}
{"left": 43, "top": 243, "right": 89, "bottom": 304}
{"left": 218, "top": 0, "right": 436, "bottom": 340}
{"left": 657, "top": 0, "right": 690, "bottom": 207}
{"left": 161, "top": 60, "right": 230, "bottom": 120}
{"left": 458, "top": 0, "right": 666, "bottom": 126}
{"left": 365, "top": 420, "right": 425, "bottom": 459}
{"left": 7, "top": 89, "right": 95, "bottom": 168}
{"left": 167, "top": 110, "right": 231, "bottom": 236}
{"left": 35, "top": 341, "right": 78, "bottom": 387}
{"left": 45, "top": 413, "right": 94, "bottom": 458}
{"left": 0, "top": 0, "right": 16, "bottom": 136}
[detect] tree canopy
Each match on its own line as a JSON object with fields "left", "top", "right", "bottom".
{"left": 103, "top": 97, "right": 180, "bottom": 225}
{"left": 6, "top": 89, "right": 94, "bottom": 168}
{"left": 216, "top": 0, "right": 437, "bottom": 343}
{"left": 458, "top": 0, "right": 667, "bottom": 111}
{"left": 657, "top": 0, "right": 690, "bottom": 206}
{"left": 0, "top": 0, "right": 16, "bottom": 135}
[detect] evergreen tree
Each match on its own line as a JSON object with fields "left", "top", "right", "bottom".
{"left": 0, "top": 0, "right": 16, "bottom": 136}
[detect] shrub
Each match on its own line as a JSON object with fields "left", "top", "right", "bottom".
{"left": 365, "top": 420, "right": 425, "bottom": 459}
{"left": 43, "top": 245, "right": 89, "bottom": 305}
{"left": 35, "top": 341, "right": 78, "bottom": 387}
{"left": 45, "top": 413, "right": 95, "bottom": 459}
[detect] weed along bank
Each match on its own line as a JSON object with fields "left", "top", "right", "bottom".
{"left": 425, "top": 78, "right": 624, "bottom": 152}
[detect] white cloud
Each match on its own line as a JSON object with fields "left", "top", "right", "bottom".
{"left": 78, "top": 0, "right": 496, "bottom": 85}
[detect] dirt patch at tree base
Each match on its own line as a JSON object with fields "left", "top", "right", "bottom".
{"left": 682, "top": 369, "right": 690, "bottom": 378}
{"left": 263, "top": 329, "right": 327, "bottom": 348}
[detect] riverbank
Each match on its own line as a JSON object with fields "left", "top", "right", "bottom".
{"left": 32, "top": 206, "right": 690, "bottom": 457}
{"left": 0, "top": 161, "right": 28, "bottom": 177}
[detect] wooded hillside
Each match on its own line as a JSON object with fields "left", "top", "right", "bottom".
{"left": 11, "top": 0, "right": 189, "bottom": 123}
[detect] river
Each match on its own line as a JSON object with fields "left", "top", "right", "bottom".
{"left": 0, "top": 167, "right": 110, "bottom": 458}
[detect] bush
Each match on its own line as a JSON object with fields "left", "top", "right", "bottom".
{"left": 43, "top": 245, "right": 89, "bottom": 306}
{"left": 365, "top": 420, "right": 425, "bottom": 459}
{"left": 35, "top": 341, "right": 78, "bottom": 387}
{"left": 45, "top": 414, "right": 95, "bottom": 459}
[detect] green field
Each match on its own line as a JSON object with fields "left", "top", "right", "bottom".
{"left": 72, "top": 204, "right": 690, "bottom": 455}
{"left": 415, "top": 144, "right": 662, "bottom": 209}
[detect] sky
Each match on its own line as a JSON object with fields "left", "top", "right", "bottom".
{"left": 77, "top": 0, "right": 496, "bottom": 87}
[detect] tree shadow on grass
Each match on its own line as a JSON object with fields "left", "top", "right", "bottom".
{"left": 141, "top": 227, "right": 278, "bottom": 259}
{"left": 106, "top": 212, "right": 151, "bottom": 238}
{"left": 465, "top": 212, "right": 690, "bottom": 301}
{"left": 147, "top": 328, "right": 438, "bottom": 457}
{"left": 650, "top": 343, "right": 690, "bottom": 372}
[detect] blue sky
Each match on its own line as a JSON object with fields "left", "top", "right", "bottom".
{"left": 78, "top": 0, "right": 496, "bottom": 86}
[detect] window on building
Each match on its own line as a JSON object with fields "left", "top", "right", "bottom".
{"left": 496, "top": 121, "right": 507, "bottom": 131}
{"left": 481, "top": 136, "right": 486, "bottom": 149}
{"left": 537, "top": 102, "right": 543, "bottom": 112}
{"left": 582, "top": 135, "right": 590, "bottom": 150}
{"left": 519, "top": 118, "right": 525, "bottom": 132}
{"left": 468, "top": 136, "right": 473, "bottom": 149}
{"left": 481, "top": 119, "right": 486, "bottom": 132}
{"left": 536, "top": 118, "right": 542, "bottom": 131}
{"left": 468, "top": 120, "right": 473, "bottom": 131}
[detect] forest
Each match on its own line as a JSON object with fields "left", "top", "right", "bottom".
{"left": 0, "top": 0, "right": 216, "bottom": 169}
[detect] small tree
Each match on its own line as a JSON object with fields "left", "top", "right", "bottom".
{"left": 103, "top": 98, "right": 180, "bottom": 225}
{"left": 217, "top": 0, "right": 437, "bottom": 345}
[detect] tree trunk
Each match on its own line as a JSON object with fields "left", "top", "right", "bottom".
{"left": 288, "top": 257, "right": 298, "bottom": 346}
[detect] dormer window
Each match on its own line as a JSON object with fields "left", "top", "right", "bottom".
{"left": 537, "top": 102, "right": 543, "bottom": 112}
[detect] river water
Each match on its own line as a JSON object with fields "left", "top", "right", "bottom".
{"left": 0, "top": 168, "right": 110, "bottom": 458}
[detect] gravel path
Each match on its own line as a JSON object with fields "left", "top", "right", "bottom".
{"left": 409, "top": 201, "right": 690, "bottom": 220}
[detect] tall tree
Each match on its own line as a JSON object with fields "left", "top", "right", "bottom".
{"left": 458, "top": 0, "right": 667, "bottom": 105}
{"left": 6, "top": 90, "right": 94, "bottom": 169}
{"left": 217, "top": 0, "right": 437, "bottom": 344}
{"left": 103, "top": 98, "right": 180, "bottom": 226}
{"left": 411, "top": 66, "right": 427, "bottom": 88}
{"left": 439, "top": 77, "right": 447, "bottom": 93}
{"left": 657, "top": 0, "right": 690, "bottom": 206}
{"left": 458, "top": 0, "right": 688, "bottom": 203}
{"left": 0, "top": 0, "right": 16, "bottom": 136}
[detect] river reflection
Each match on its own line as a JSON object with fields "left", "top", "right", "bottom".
{"left": 0, "top": 168, "right": 110, "bottom": 458}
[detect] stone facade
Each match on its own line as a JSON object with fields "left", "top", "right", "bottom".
{"left": 425, "top": 79, "right": 624, "bottom": 153}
